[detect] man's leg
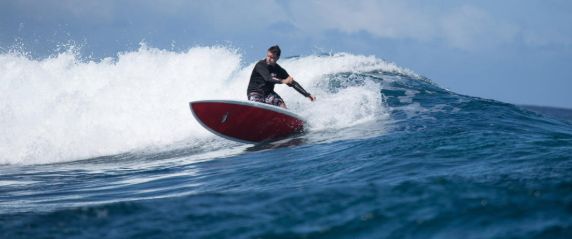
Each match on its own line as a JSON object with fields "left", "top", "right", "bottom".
{"left": 266, "top": 92, "right": 287, "bottom": 109}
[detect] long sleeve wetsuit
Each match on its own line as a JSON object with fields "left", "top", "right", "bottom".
{"left": 288, "top": 80, "right": 311, "bottom": 97}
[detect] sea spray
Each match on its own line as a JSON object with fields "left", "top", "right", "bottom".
{"left": 0, "top": 46, "right": 411, "bottom": 165}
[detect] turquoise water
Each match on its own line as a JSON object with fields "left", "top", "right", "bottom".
{"left": 1, "top": 49, "right": 571, "bottom": 238}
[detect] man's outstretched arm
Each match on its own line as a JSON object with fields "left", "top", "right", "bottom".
{"left": 287, "top": 79, "right": 316, "bottom": 101}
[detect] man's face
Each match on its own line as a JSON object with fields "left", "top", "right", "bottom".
{"left": 266, "top": 51, "right": 279, "bottom": 65}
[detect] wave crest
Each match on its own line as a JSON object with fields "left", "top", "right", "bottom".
{"left": 0, "top": 46, "right": 418, "bottom": 165}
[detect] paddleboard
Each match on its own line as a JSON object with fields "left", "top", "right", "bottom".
{"left": 189, "top": 100, "right": 305, "bottom": 143}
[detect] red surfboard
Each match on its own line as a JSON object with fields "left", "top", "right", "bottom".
{"left": 189, "top": 100, "right": 305, "bottom": 143}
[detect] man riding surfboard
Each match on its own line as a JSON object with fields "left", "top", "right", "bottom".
{"left": 247, "top": 45, "right": 316, "bottom": 109}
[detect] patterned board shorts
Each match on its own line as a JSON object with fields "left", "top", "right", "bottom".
{"left": 248, "top": 91, "right": 284, "bottom": 106}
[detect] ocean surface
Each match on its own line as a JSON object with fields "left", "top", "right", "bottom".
{"left": 1, "top": 46, "right": 571, "bottom": 238}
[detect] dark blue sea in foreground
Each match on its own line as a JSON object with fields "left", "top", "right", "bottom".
{"left": 1, "top": 51, "right": 571, "bottom": 238}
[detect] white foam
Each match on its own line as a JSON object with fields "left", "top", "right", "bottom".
{"left": 0, "top": 47, "right": 413, "bottom": 165}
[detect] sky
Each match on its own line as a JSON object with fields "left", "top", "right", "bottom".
{"left": 1, "top": 0, "right": 571, "bottom": 108}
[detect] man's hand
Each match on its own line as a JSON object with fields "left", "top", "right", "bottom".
{"left": 308, "top": 95, "right": 316, "bottom": 102}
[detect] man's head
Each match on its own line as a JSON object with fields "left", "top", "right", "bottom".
{"left": 266, "top": 45, "right": 281, "bottom": 65}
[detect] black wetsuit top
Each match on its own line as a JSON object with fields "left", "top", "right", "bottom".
{"left": 247, "top": 60, "right": 289, "bottom": 96}
{"left": 247, "top": 59, "right": 312, "bottom": 98}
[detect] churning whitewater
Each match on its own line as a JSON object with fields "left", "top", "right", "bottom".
{"left": 0, "top": 46, "right": 410, "bottom": 165}
{"left": 1, "top": 46, "right": 571, "bottom": 238}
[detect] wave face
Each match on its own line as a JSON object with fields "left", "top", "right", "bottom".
{"left": 1, "top": 47, "right": 572, "bottom": 238}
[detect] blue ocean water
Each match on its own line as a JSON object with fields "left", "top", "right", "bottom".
{"left": 1, "top": 47, "right": 571, "bottom": 238}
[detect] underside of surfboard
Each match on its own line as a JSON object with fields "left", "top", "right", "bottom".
{"left": 190, "top": 100, "right": 305, "bottom": 143}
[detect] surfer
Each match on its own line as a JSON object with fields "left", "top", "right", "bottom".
{"left": 247, "top": 45, "right": 316, "bottom": 109}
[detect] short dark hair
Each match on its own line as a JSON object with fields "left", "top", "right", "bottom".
{"left": 268, "top": 45, "right": 281, "bottom": 57}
